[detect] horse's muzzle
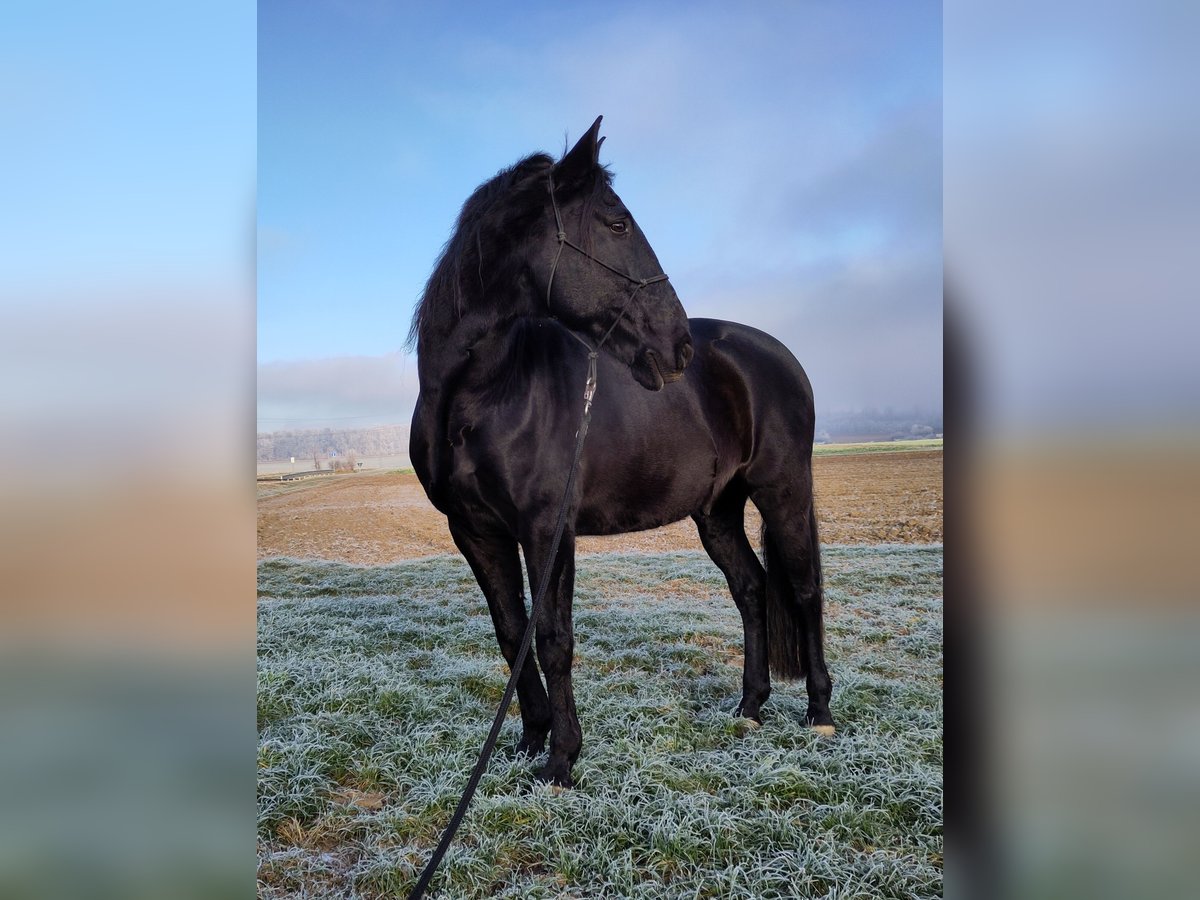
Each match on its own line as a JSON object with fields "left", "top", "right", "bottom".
{"left": 676, "top": 336, "right": 694, "bottom": 371}
{"left": 638, "top": 336, "right": 693, "bottom": 389}
{"left": 661, "top": 335, "right": 693, "bottom": 382}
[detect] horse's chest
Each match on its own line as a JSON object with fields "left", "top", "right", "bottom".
{"left": 437, "top": 411, "right": 541, "bottom": 526}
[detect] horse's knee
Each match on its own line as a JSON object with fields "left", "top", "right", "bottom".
{"left": 535, "top": 632, "right": 573, "bottom": 676}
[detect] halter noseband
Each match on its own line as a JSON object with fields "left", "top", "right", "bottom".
{"left": 545, "top": 173, "right": 670, "bottom": 354}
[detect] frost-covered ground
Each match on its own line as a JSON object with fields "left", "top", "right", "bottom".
{"left": 258, "top": 547, "right": 943, "bottom": 899}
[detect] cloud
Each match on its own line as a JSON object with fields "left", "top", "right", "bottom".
{"left": 685, "top": 251, "right": 942, "bottom": 414}
{"left": 528, "top": 6, "right": 943, "bottom": 417}
{"left": 260, "top": 1, "right": 942, "bottom": 418}
{"left": 257, "top": 352, "right": 418, "bottom": 431}
{"left": 775, "top": 101, "right": 942, "bottom": 254}
{"left": 667, "top": 95, "right": 943, "bottom": 414}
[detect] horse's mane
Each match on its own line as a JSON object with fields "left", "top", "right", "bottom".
{"left": 409, "top": 151, "right": 614, "bottom": 349}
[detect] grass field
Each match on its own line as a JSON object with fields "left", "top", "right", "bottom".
{"left": 258, "top": 547, "right": 943, "bottom": 898}
{"left": 813, "top": 439, "right": 942, "bottom": 457}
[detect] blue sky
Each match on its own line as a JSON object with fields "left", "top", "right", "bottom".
{"left": 3, "top": 2, "right": 255, "bottom": 472}
{"left": 4, "top": 2, "right": 254, "bottom": 293}
{"left": 258, "top": 0, "right": 941, "bottom": 431}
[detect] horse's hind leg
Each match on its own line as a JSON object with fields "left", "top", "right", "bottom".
{"left": 693, "top": 487, "right": 772, "bottom": 722}
{"left": 448, "top": 521, "right": 552, "bottom": 756}
{"left": 751, "top": 479, "right": 836, "bottom": 734}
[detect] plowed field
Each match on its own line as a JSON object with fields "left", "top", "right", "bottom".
{"left": 257, "top": 450, "right": 942, "bottom": 564}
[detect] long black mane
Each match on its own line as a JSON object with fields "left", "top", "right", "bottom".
{"left": 408, "top": 151, "right": 614, "bottom": 350}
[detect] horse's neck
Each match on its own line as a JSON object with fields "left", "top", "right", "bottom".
{"left": 414, "top": 315, "right": 544, "bottom": 454}
{"left": 417, "top": 312, "right": 512, "bottom": 388}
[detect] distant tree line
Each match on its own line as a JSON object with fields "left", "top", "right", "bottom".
{"left": 258, "top": 409, "right": 941, "bottom": 461}
{"left": 257, "top": 424, "right": 410, "bottom": 462}
{"left": 814, "top": 408, "right": 943, "bottom": 443}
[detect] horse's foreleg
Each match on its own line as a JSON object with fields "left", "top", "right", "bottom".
{"left": 448, "top": 521, "right": 552, "bottom": 756}
{"left": 521, "top": 526, "right": 580, "bottom": 788}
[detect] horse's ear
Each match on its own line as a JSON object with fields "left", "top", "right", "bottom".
{"left": 556, "top": 115, "right": 604, "bottom": 186}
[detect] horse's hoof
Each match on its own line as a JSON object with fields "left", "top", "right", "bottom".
{"left": 733, "top": 702, "right": 764, "bottom": 724}
{"left": 806, "top": 708, "right": 835, "bottom": 735}
{"left": 514, "top": 734, "right": 547, "bottom": 757}
{"left": 534, "top": 762, "right": 574, "bottom": 790}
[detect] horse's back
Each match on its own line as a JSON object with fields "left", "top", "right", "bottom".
{"left": 688, "top": 317, "right": 817, "bottom": 463}
{"left": 690, "top": 318, "right": 815, "bottom": 411}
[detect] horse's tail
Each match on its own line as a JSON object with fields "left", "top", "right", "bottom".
{"left": 761, "top": 502, "right": 822, "bottom": 682}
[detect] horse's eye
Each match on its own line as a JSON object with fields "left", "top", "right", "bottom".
{"left": 609, "top": 221, "right": 628, "bottom": 235}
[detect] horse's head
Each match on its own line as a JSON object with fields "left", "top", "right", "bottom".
{"left": 532, "top": 117, "right": 693, "bottom": 391}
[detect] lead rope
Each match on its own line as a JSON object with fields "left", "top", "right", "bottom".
{"left": 407, "top": 171, "right": 665, "bottom": 899}
{"left": 406, "top": 352, "right": 596, "bottom": 900}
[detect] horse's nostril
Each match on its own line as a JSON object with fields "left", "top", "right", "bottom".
{"left": 677, "top": 338, "right": 695, "bottom": 370}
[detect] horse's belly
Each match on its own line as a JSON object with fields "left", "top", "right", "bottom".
{"left": 575, "top": 441, "right": 716, "bottom": 536}
{"left": 575, "top": 502, "right": 696, "bottom": 536}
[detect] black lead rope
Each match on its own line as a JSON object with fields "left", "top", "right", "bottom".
{"left": 406, "top": 352, "right": 596, "bottom": 900}
{"left": 407, "top": 173, "right": 666, "bottom": 899}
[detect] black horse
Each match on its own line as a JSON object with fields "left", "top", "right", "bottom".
{"left": 410, "top": 117, "right": 834, "bottom": 788}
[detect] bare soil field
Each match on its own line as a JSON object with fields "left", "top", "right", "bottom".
{"left": 257, "top": 450, "right": 942, "bottom": 564}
